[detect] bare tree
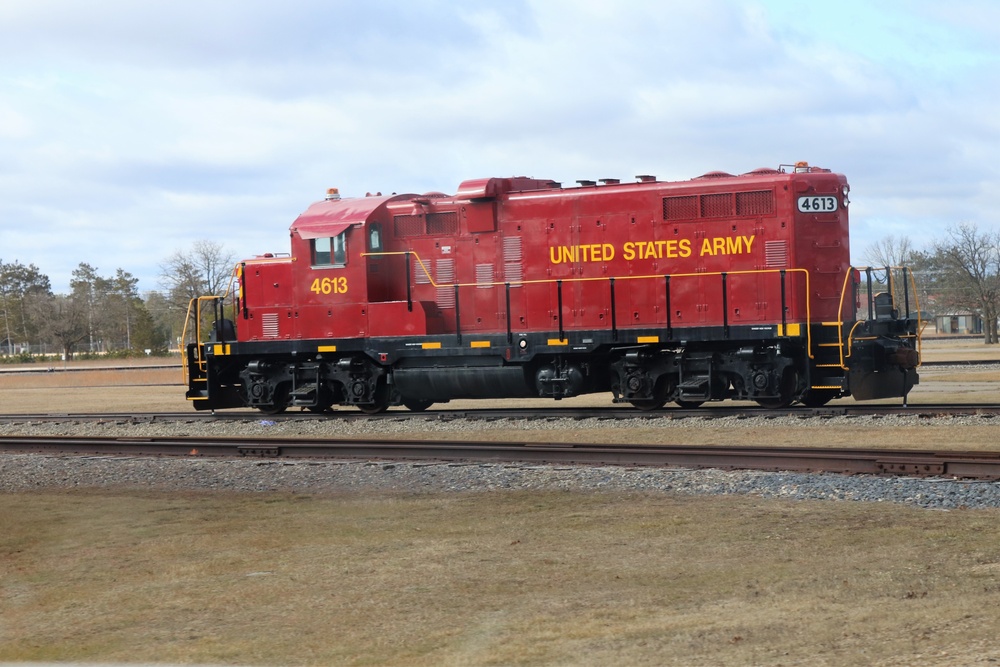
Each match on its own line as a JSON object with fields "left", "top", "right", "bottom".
{"left": 933, "top": 223, "right": 1000, "bottom": 344}
{"left": 159, "top": 240, "right": 237, "bottom": 342}
{"left": 864, "top": 235, "right": 914, "bottom": 268}
{"left": 159, "top": 240, "right": 236, "bottom": 306}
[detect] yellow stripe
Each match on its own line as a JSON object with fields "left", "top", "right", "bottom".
{"left": 421, "top": 342, "right": 442, "bottom": 350}
{"left": 637, "top": 335, "right": 659, "bottom": 344}
{"left": 212, "top": 344, "right": 230, "bottom": 356}
{"left": 547, "top": 338, "right": 569, "bottom": 346}
{"left": 778, "top": 323, "right": 801, "bottom": 337}
{"left": 470, "top": 341, "right": 490, "bottom": 348}
{"left": 318, "top": 345, "right": 337, "bottom": 352}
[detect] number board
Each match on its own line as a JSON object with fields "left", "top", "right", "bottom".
{"left": 797, "top": 196, "right": 839, "bottom": 213}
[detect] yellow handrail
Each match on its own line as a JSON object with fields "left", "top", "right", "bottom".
{"left": 180, "top": 295, "right": 224, "bottom": 384}
{"left": 362, "top": 250, "right": 814, "bottom": 356}
{"left": 833, "top": 265, "right": 922, "bottom": 369}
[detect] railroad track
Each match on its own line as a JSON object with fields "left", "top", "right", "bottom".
{"left": 3, "top": 403, "right": 1000, "bottom": 424}
{"left": 3, "top": 434, "right": 1000, "bottom": 481}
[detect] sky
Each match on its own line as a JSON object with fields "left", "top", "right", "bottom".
{"left": 2, "top": 0, "right": 999, "bottom": 294}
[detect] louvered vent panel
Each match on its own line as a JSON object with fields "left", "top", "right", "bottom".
{"left": 475, "top": 264, "right": 494, "bottom": 288}
{"left": 413, "top": 255, "right": 431, "bottom": 284}
{"left": 503, "top": 236, "right": 523, "bottom": 287}
{"left": 394, "top": 215, "right": 424, "bottom": 237}
{"left": 427, "top": 212, "right": 458, "bottom": 235}
{"left": 261, "top": 312, "right": 280, "bottom": 339}
{"left": 765, "top": 240, "right": 788, "bottom": 268}
{"left": 736, "top": 190, "right": 774, "bottom": 216}
{"left": 436, "top": 259, "right": 456, "bottom": 308}
{"left": 663, "top": 195, "right": 698, "bottom": 220}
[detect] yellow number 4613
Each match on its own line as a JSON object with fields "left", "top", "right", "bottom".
{"left": 309, "top": 276, "right": 348, "bottom": 295}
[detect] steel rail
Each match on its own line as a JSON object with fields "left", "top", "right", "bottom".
{"left": 3, "top": 435, "right": 1000, "bottom": 480}
{"left": 4, "top": 403, "right": 1000, "bottom": 424}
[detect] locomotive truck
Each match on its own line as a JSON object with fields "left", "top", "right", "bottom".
{"left": 184, "top": 162, "right": 921, "bottom": 413}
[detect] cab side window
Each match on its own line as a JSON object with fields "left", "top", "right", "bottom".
{"left": 312, "top": 237, "right": 331, "bottom": 265}
{"left": 312, "top": 231, "right": 347, "bottom": 266}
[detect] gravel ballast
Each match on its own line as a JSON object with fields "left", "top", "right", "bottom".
{"left": 3, "top": 453, "right": 999, "bottom": 511}
{"left": 3, "top": 413, "right": 1000, "bottom": 510}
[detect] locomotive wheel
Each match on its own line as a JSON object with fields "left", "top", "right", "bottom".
{"left": 629, "top": 399, "right": 666, "bottom": 411}
{"left": 628, "top": 376, "right": 674, "bottom": 411}
{"left": 356, "top": 378, "right": 390, "bottom": 414}
{"left": 753, "top": 396, "right": 793, "bottom": 409}
{"left": 402, "top": 398, "right": 434, "bottom": 412}
{"left": 754, "top": 369, "right": 797, "bottom": 409}
{"left": 256, "top": 384, "right": 288, "bottom": 415}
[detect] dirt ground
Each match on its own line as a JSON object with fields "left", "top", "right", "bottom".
{"left": 3, "top": 336, "right": 1000, "bottom": 665}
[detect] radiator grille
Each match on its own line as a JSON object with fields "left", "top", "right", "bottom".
{"left": 664, "top": 190, "right": 774, "bottom": 220}
{"left": 394, "top": 212, "right": 459, "bottom": 236}
{"left": 394, "top": 215, "right": 424, "bottom": 237}
{"left": 736, "top": 190, "right": 774, "bottom": 216}
{"left": 427, "top": 212, "right": 458, "bottom": 235}
{"left": 663, "top": 195, "right": 698, "bottom": 220}
{"left": 700, "top": 193, "right": 732, "bottom": 218}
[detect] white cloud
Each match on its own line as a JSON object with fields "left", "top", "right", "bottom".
{"left": 1, "top": 0, "right": 1000, "bottom": 289}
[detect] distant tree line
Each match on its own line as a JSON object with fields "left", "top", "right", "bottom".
{"left": 865, "top": 224, "right": 1000, "bottom": 344}
{"left": 0, "top": 240, "right": 234, "bottom": 361}
{"left": 5, "top": 223, "right": 1000, "bottom": 361}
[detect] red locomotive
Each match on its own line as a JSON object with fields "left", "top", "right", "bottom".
{"left": 184, "top": 162, "right": 920, "bottom": 413}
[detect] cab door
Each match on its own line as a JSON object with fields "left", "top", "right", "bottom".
{"left": 298, "top": 227, "right": 368, "bottom": 339}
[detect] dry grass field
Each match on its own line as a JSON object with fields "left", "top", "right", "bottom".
{"left": 4, "top": 490, "right": 1000, "bottom": 666}
{"left": 3, "top": 337, "right": 1000, "bottom": 665}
